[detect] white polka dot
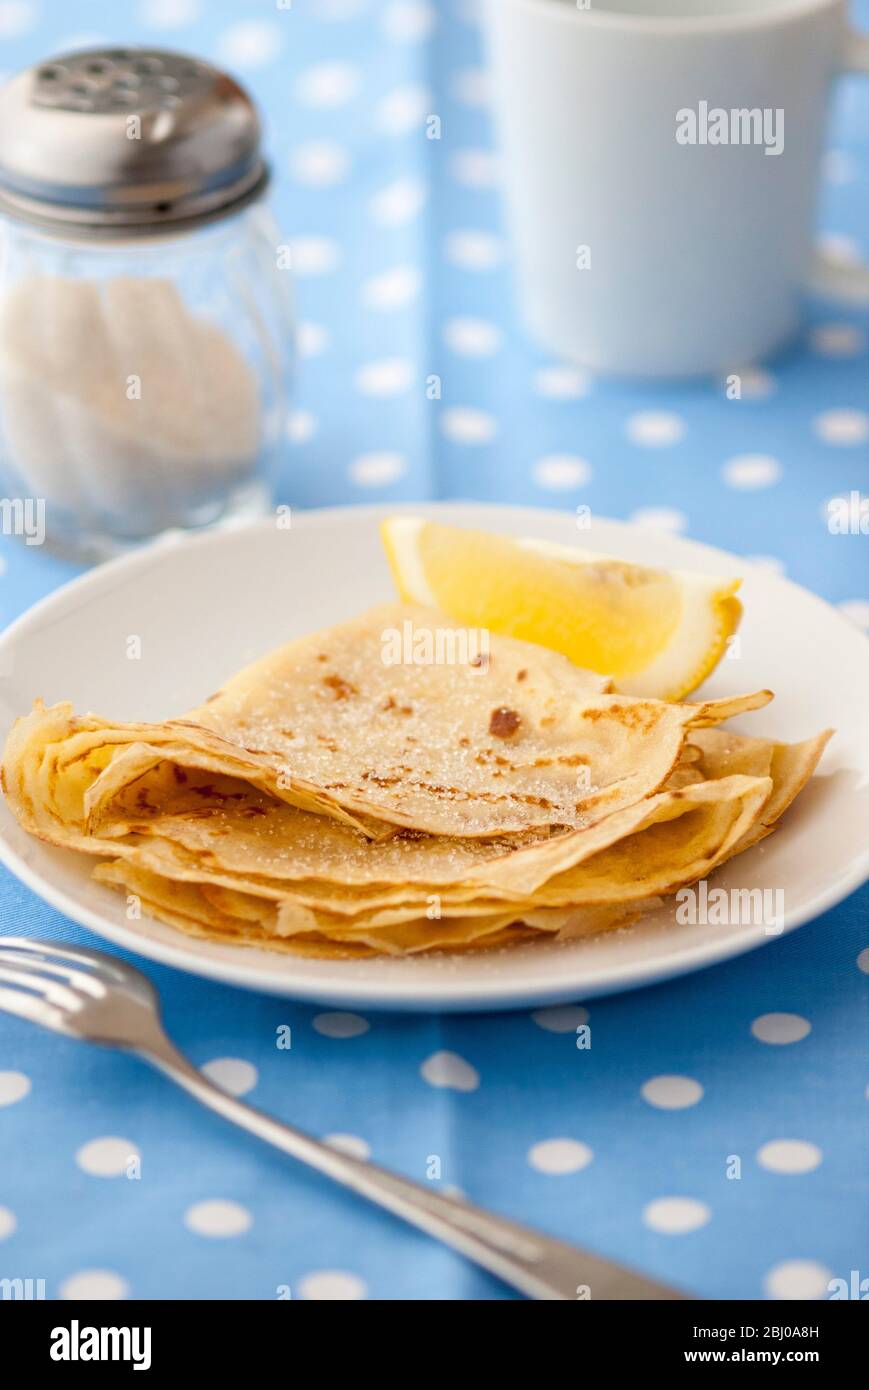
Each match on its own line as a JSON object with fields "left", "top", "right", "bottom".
{"left": 444, "top": 229, "right": 505, "bottom": 271}
{"left": 0, "top": 2, "right": 35, "bottom": 38}
{"left": 442, "top": 317, "right": 501, "bottom": 356}
{"left": 721, "top": 367, "right": 775, "bottom": 399}
{"left": 751, "top": 1013, "right": 811, "bottom": 1045}
{"left": 451, "top": 67, "right": 490, "bottom": 107}
{"left": 375, "top": 83, "right": 432, "bottom": 134}
{"left": 349, "top": 452, "right": 407, "bottom": 487}
{"left": 722, "top": 453, "right": 782, "bottom": 489}
{"left": 59, "top": 1269, "right": 128, "bottom": 1300}
{"left": 421, "top": 1051, "right": 480, "bottom": 1092}
{"left": 641, "top": 1075, "right": 704, "bottom": 1110}
{"left": 629, "top": 506, "right": 687, "bottom": 534}
{"left": 0, "top": 1206, "right": 16, "bottom": 1240}
{"left": 813, "top": 409, "right": 869, "bottom": 445}
{"left": 214, "top": 20, "right": 282, "bottom": 69}
{"left": 819, "top": 232, "right": 862, "bottom": 266}
{"left": 532, "top": 454, "right": 591, "bottom": 490}
{"left": 0, "top": 1071, "right": 30, "bottom": 1106}
{"left": 757, "top": 1139, "right": 822, "bottom": 1174}
{"left": 361, "top": 264, "right": 421, "bottom": 311}
{"left": 823, "top": 150, "right": 857, "bottom": 185}
{"left": 449, "top": 148, "right": 499, "bottom": 189}
{"left": 534, "top": 365, "right": 591, "bottom": 400}
{"left": 0, "top": 552, "right": 7, "bottom": 575}
{"left": 139, "top": 0, "right": 202, "bottom": 28}
{"left": 355, "top": 358, "right": 414, "bottom": 397}
{"left": 289, "top": 237, "right": 340, "bottom": 277}
{"left": 440, "top": 406, "right": 497, "bottom": 444}
{"left": 531, "top": 1005, "right": 589, "bottom": 1034}
{"left": 201, "top": 1057, "right": 258, "bottom": 1096}
{"left": 643, "top": 1197, "right": 710, "bottom": 1234}
{"left": 298, "top": 1269, "right": 367, "bottom": 1300}
{"left": 286, "top": 410, "right": 318, "bottom": 446}
{"left": 325, "top": 1133, "right": 371, "bottom": 1160}
{"left": 857, "top": 947, "right": 869, "bottom": 973}
{"left": 290, "top": 141, "right": 349, "bottom": 187}
{"left": 369, "top": 176, "right": 427, "bottom": 227}
{"left": 295, "top": 62, "right": 360, "bottom": 109}
{"left": 764, "top": 1259, "right": 832, "bottom": 1300}
{"left": 297, "top": 321, "right": 330, "bottom": 357}
{"left": 528, "top": 1138, "right": 593, "bottom": 1175}
{"left": 745, "top": 554, "right": 786, "bottom": 575}
{"left": 810, "top": 323, "right": 865, "bottom": 357}
{"left": 626, "top": 411, "right": 685, "bottom": 447}
{"left": 185, "top": 1199, "right": 252, "bottom": 1237}
{"left": 382, "top": 0, "right": 435, "bottom": 42}
{"left": 313, "top": 1011, "right": 370, "bottom": 1038}
{"left": 76, "top": 1137, "right": 140, "bottom": 1178}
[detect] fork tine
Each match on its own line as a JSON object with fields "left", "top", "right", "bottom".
{"left": 0, "top": 949, "right": 107, "bottom": 998}
{"left": 0, "top": 937, "right": 130, "bottom": 982}
{"left": 0, "top": 963, "right": 82, "bottom": 1011}
{"left": 0, "top": 985, "right": 68, "bottom": 1031}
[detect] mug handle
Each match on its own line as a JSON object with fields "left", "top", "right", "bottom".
{"left": 810, "top": 27, "right": 869, "bottom": 305}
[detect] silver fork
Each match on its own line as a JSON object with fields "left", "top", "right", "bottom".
{"left": 0, "top": 936, "right": 686, "bottom": 1302}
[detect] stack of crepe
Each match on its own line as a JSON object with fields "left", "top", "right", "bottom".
{"left": 1, "top": 603, "right": 830, "bottom": 958}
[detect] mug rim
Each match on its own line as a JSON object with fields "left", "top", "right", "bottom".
{"left": 505, "top": 0, "right": 845, "bottom": 37}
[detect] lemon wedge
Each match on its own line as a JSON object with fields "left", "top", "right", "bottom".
{"left": 380, "top": 517, "right": 742, "bottom": 701}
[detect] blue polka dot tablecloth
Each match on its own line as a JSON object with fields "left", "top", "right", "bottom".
{"left": 0, "top": 0, "right": 868, "bottom": 1304}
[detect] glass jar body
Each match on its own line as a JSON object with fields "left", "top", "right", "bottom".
{"left": 0, "top": 205, "right": 292, "bottom": 562}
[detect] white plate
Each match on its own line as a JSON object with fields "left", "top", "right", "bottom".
{"left": 0, "top": 502, "right": 866, "bottom": 1011}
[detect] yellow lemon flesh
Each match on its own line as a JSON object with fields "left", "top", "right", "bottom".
{"left": 380, "top": 517, "right": 742, "bottom": 702}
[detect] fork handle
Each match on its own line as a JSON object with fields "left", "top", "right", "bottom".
{"left": 141, "top": 1033, "right": 684, "bottom": 1302}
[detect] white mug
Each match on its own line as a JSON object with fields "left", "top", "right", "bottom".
{"left": 482, "top": 0, "right": 869, "bottom": 377}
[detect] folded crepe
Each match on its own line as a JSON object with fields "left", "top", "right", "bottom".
{"left": 86, "top": 732, "right": 819, "bottom": 957}
{"left": 6, "top": 604, "right": 772, "bottom": 842}
{"left": 91, "top": 859, "right": 651, "bottom": 958}
{"left": 1, "top": 601, "right": 830, "bottom": 958}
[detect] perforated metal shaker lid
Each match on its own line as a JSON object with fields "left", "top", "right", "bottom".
{"left": 0, "top": 46, "right": 269, "bottom": 238}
